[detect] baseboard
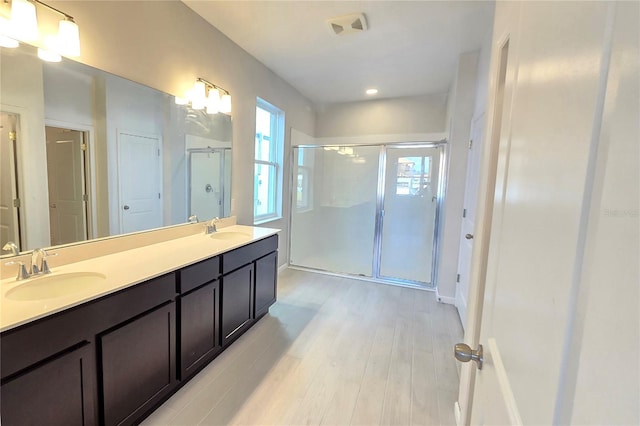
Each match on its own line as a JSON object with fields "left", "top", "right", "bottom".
{"left": 436, "top": 287, "right": 456, "bottom": 305}
{"left": 454, "top": 401, "right": 462, "bottom": 426}
{"left": 277, "top": 263, "right": 289, "bottom": 273}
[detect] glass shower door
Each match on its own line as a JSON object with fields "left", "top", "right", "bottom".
{"left": 188, "top": 149, "right": 224, "bottom": 221}
{"left": 290, "top": 145, "right": 380, "bottom": 276}
{"left": 377, "top": 145, "right": 442, "bottom": 285}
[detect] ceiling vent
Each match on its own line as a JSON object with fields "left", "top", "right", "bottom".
{"left": 327, "top": 13, "right": 368, "bottom": 36}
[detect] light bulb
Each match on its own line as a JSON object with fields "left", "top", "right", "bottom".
{"left": 174, "top": 96, "right": 189, "bottom": 105}
{"left": 10, "top": 0, "right": 38, "bottom": 42}
{"left": 206, "top": 89, "right": 220, "bottom": 114}
{"left": 38, "top": 47, "right": 62, "bottom": 62}
{"left": 0, "top": 35, "right": 19, "bottom": 48}
{"left": 191, "top": 81, "right": 206, "bottom": 110}
{"left": 220, "top": 94, "right": 232, "bottom": 114}
{"left": 57, "top": 19, "right": 80, "bottom": 57}
{"left": 0, "top": 17, "right": 18, "bottom": 47}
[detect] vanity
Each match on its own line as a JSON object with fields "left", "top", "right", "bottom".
{"left": 0, "top": 225, "right": 279, "bottom": 426}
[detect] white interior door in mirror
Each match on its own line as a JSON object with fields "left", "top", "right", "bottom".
{"left": 45, "top": 126, "right": 88, "bottom": 246}
{"left": 0, "top": 112, "right": 20, "bottom": 248}
{"left": 118, "top": 132, "right": 162, "bottom": 234}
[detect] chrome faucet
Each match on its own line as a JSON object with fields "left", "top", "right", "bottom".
{"left": 4, "top": 260, "right": 30, "bottom": 280}
{"left": 31, "top": 248, "right": 51, "bottom": 275}
{"left": 188, "top": 214, "right": 199, "bottom": 224}
{"left": 205, "top": 217, "right": 220, "bottom": 234}
{"left": 2, "top": 241, "right": 20, "bottom": 256}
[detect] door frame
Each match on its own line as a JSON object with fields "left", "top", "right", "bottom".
{"left": 1, "top": 111, "right": 22, "bottom": 248}
{"left": 45, "top": 119, "right": 95, "bottom": 241}
{"left": 1, "top": 104, "right": 31, "bottom": 249}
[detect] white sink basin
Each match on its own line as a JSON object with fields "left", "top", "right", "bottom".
{"left": 6, "top": 272, "right": 107, "bottom": 301}
{"left": 210, "top": 231, "right": 252, "bottom": 241}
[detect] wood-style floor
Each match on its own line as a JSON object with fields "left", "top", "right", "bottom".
{"left": 142, "top": 268, "right": 463, "bottom": 426}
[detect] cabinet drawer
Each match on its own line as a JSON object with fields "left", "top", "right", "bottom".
{"left": 179, "top": 256, "right": 220, "bottom": 293}
{"left": 222, "top": 235, "right": 278, "bottom": 273}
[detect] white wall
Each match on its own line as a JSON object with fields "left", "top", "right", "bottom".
{"left": 316, "top": 94, "right": 447, "bottom": 137}
{"left": 47, "top": 1, "right": 316, "bottom": 265}
{"left": 436, "top": 52, "right": 479, "bottom": 303}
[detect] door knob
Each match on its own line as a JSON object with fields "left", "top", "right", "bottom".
{"left": 454, "top": 343, "right": 483, "bottom": 370}
{"left": 123, "top": 205, "right": 130, "bottom": 210}
{"left": 465, "top": 233, "right": 474, "bottom": 240}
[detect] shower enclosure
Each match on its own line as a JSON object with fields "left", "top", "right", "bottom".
{"left": 187, "top": 148, "right": 231, "bottom": 221}
{"left": 290, "top": 142, "right": 446, "bottom": 287}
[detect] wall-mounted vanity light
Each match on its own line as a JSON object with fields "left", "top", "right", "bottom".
{"left": 0, "top": 0, "right": 80, "bottom": 61}
{"left": 177, "top": 78, "right": 232, "bottom": 115}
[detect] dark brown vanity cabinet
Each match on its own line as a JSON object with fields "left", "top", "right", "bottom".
{"left": 177, "top": 256, "right": 221, "bottom": 379}
{"left": 0, "top": 273, "right": 176, "bottom": 426}
{"left": 221, "top": 263, "right": 255, "bottom": 346}
{"left": 0, "top": 234, "right": 278, "bottom": 426}
{"left": 221, "top": 235, "right": 278, "bottom": 346}
{"left": 98, "top": 302, "right": 176, "bottom": 426}
{"left": 1, "top": 343, "right": 96, "bottom": 426}
{"left": 254, "top": 251, "right": 278, "bottom": 318}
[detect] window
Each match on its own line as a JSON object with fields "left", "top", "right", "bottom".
{"left": 254, "top": 98, "right": 284, "bottom": 223}
{"left": 396, "top": 156, "right": 431, "bottom": 196}
{"left": 295, "top": 148, "right": 313, "bottom": 212}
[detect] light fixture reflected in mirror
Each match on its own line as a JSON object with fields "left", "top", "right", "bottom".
{"left": 177, "top": 78, "right": 232, "bottom": 116}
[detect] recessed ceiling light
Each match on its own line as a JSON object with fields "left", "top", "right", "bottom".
{"left": 366, "top": 88, "right": 378, "bottom": 95}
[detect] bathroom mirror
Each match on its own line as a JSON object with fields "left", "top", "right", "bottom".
{"left": 0, "top": 43, "right": 232, "bottom": 255}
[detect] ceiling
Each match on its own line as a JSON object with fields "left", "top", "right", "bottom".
{"left": 182, "top": 1, "right": 495, "bottom": 105}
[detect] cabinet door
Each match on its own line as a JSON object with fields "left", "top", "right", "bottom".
{"left": 1, "top": 343, "right": 96, "bottom": 426}
{"left": 178, "top": 280, "right": 220, "bottom": 379}
{"left": 221, "top": 263, "right": 254, "bottom": 346}
{"left": 254, "top": 251, "right": 278, "bottom": 318}
{"left": 99, "top": 302, "right": 175, "bottom": 426}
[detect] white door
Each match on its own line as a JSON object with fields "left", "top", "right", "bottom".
{"left": 455, "top": 114, "right": 484, "bottom": 327}
{"left": 45, "top": 126, "right": 88, "bottom": 246}
{"left": 459, "top": 2, "right": 639, "bottom": 425}
{"left": 0, "top": 112, "right": 20, "bottom": 248}
{"left": 118, "top": 132, "right": 162, "bottom": 234}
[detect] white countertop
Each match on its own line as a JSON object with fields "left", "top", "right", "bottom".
{"left": 0, "top": 225, "right": 279, "bottom": 332}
